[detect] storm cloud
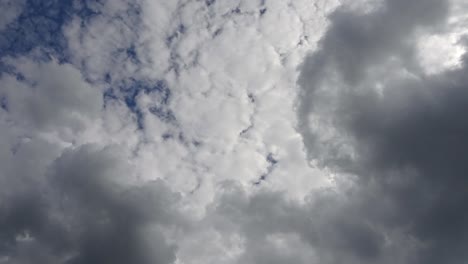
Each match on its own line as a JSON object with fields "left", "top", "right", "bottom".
{"left": 0, "top": 145, "right": 179, "bottom": 264}
{"left": 297, "top": 0, "right": 468, "bottom": 263}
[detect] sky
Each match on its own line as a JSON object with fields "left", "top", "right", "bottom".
{"left": 0, "top": 0, "right": 467, "bottom": 263}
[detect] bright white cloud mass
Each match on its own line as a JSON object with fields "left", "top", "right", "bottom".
{"left": 0, "top": 0, "right": 467, "bottom": 263}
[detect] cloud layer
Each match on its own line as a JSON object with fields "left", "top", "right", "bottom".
{"left": 1, "top": 0, "right": 468, "bottom": 263}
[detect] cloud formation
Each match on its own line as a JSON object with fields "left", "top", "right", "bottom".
{"left": 297, "top": 0, "right": 468, "bottom": 263}
{"left": 1, "top": 145, "right": 179, "bottom": 264}
{"left": 1, "top": 0, "right": 468, "bottom": 263}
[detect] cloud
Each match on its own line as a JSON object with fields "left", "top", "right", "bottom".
{"left": 0, "top": 58, "right": 101, "bottom": 133}
{"left": 3, "top": 0, "right": 467, "bottom": 263}
{"left": 0, "top": 0, "right": 25, "bottom": 31}
{"left": 1, "top": 0, "right": 340, "bottom": 263}
{"left": 0, "top": 144, "right": 179, "bottom": 264}
{"left": 296, "top": 0, "right": 468, "bottom": 263}
{"left": 201, "top": 181, "right": 398, "bottom": 264}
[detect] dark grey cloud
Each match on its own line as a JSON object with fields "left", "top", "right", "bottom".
{"left": 0, "top": 145, "right": 179, "bottom": 264}
{"left": 208, "top": 182, "right": 393, "bottom": 264}
{"left": 296, "top": 0, "right": 468, "bottom": 263}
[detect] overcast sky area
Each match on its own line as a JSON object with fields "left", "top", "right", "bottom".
{"left": 0, "top": 0, "right": 468, "bottom": 263}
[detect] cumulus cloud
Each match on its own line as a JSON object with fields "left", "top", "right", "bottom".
{"left": 0, "top": 0, "right": 334, "bottom": 262}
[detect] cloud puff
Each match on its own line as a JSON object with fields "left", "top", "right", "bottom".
{"left": 0, "top": 58, "right": 101, "bottom": 133}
